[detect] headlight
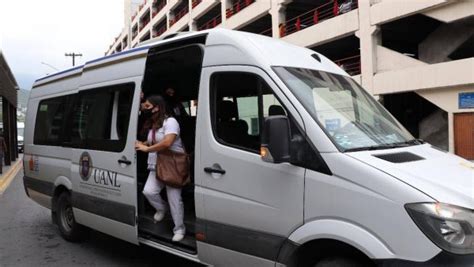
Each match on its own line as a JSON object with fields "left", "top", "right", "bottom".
{"left": 406, "top": 203, "right": 474, "bottom": 255}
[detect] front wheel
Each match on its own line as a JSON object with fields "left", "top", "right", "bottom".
{"left": 56, "top": 192, "right": 87, "bottom": 242}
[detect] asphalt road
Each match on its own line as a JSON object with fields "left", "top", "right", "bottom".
{"left": 0, "top": 170, "right": 202, "bottom": 267}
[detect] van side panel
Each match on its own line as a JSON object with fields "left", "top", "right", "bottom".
{"left": 197, "top": 242, "right": 275, "bottom": 267}
{"left": 69, "top": 72, "right": 143, "bottom": 245}
{"left": 24, "top": 85, "right": 78, "bottom": 210}
{"left": 29, "top": 76, "right": 81, "bottom": 100}
{"left": 80, "top": 55, "right": 147, "bottom": 87}
{"left": 301, "top": 153, "right": 440, "bottom": 262}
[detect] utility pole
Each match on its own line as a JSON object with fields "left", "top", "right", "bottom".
{"left": 65, "top": 52, "right": 82, "bottom": 66}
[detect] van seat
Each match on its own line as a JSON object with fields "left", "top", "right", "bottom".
{"left": 268, "top": 105, "right": 286, "bottom": 116}
{"left": 217, "top": 101, "right": 254, "bottom": 149}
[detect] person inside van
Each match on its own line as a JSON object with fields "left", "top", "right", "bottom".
{"left": 164, "top": 87, "right": 187, "bottom": 117}
{"left": 135, "top": 95, "right": 187, "bottom": 242}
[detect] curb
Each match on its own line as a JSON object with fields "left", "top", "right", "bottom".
{"left": 0, "top": 160, "right": 23, "bottom": 194}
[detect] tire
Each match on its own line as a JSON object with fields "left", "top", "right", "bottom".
{"left": 56, "top": 192, "right": 87, "bottom": 242}
{"left": 314, "top": 257, "right": 371, "bottom": 267}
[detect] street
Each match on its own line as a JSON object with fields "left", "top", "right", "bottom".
{"left": 0, "top": 170, "right": 201, "bottom": 267}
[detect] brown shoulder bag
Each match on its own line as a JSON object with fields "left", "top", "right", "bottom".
{"left": 152, "top": 129, "right": 190, "bottom": 188}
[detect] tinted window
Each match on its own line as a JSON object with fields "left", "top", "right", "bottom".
{"left": 211, "top": 72, "right": 285, "bottom": 153}
{"left": 69, "top": 84, "right": 134, "bottom": 152}
{"left": 34, "top": 96, "right": 69, "bottom": 145}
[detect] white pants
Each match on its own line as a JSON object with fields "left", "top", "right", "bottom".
{"left": 143, "top": 171, "right": 185, "bottom": 235}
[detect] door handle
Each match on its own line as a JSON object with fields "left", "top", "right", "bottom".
{"left": 118, "top": 157, "right": 132, "bottom": 165}
{"left": 204, "top": 165, "right": 226, "bottom": 175}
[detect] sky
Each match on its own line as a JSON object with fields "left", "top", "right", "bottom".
{"left": 0, "top": 0, "right": 126, "bottom": 90}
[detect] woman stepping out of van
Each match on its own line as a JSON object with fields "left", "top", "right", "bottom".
{"left": 135, "top": 95, "right": 186, "bottom": 242}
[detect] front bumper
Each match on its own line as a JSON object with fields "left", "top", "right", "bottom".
{"left": 376, "top": 252, "right": 474, "bottom": 266}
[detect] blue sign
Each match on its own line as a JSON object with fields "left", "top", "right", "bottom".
{"left": 459, "top": 92, "right": 474, "bottom": 109}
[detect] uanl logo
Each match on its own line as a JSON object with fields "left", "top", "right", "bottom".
{"left": 79, "top": 152, "right": 93, "bottom": 181}
{"left": 79, "top": 152, "right": 121, "bottom": 188}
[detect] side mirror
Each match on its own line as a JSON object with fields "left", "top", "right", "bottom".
{"left": 261, "top": 115, "right": 290, "bottom": 163}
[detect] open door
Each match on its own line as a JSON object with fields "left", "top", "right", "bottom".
{"left": 69, "top": 80, "right": 141, "bottom": 244}
{"left": 137, "top": 42, "right": 205, "bottom": 254}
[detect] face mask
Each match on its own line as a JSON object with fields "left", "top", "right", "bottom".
{"left": 142, "top": 107, "right": 153, "bottom": 114}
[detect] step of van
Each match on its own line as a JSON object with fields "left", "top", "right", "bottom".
{"left": 138, "top": 215, "right": 197, "bottom": 254}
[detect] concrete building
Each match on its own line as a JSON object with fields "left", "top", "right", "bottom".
{"left": 106, "top": 0, "right": 474, "bottom": 160}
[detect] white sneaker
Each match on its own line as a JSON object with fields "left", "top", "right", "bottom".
{"left": 153, "top": 210, "right": 165, "bottom": 222}
{"left": 172, "top": 233, "right": 185, "bottom": 242}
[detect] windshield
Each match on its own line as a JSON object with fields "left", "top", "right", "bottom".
{"left": 273, "top": 67, "right": 415, "bottom": 151}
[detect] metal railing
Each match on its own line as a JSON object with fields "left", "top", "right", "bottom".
{"left": 152, "top": 0, "right": 166, "bottom": 17}
{"left": 282, "top": 0, "right": 358, "bottom": 37}
{"left": 334, "top": 54, "right": 361, "bottom": 76}
{"left": 170, "top": 6, "right": 189, "bottom": 27}
{"left": 132, "top": 25, "right": 139, "bottom": 39}
{"left": 198, "top": 14, "right": 222, "bottom": 30}
{"left": 153, "top": 25, "right": 167, "bottom": 38}
{"left": 226, "top": 0, "right": 256, "bottom": 18}
{"left": 140, "top": 12, "right": 151, "bottom": 30}
{"left": 259, "top": 28, "right": 272, "bottom": 37}
{"left": 192, "top": 0, "right": 203, "bottom": 9}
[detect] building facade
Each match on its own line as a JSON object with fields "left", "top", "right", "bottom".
{"left": 106, "top": 0, "right": 474, "bottom": 159}
{"left": 0, "top": 51, "right": 20, "bottom": 164}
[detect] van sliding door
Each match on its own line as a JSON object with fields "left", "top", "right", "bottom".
{"left": 69, "top": 80, "right": 141, "bottom": 244}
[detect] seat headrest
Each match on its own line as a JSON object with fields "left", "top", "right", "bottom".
{"left": 268, "top": 105, "right": 286, "bottom": 116}
{"left": 218, "top": 100, "right": 238, "bottom": 121}
{"left": 235, "top": 120, "right": 249, "bottom": 134}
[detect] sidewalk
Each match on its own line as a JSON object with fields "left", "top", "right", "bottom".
{"left": 0, "top": 155, "right": 23, "bottom": 194}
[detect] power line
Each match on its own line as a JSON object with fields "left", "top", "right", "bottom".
{"left": 65, "top": 52, "right": 82, "bottom": 67}
{"left": 40, "top": 62, "right": 59, "bottom": 71}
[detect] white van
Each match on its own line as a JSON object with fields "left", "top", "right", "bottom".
{"left": 23, "top": 29, "right": 474, "bottom": 266}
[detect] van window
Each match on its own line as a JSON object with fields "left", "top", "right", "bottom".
{"left": 69, "top": 83, "right": 134, "bottom": 152}
{"left": 34, "top": 96, "right": 69, "bottom": 145}
{"left": 211, "top": 71, "right": 331, "bottom": 174}
{"left": 211, "top": 72, "right": 286, "bottom": 153}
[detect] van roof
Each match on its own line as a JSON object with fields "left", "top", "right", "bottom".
{"left": 32, "top": 29, "right": 346, "bottom": 89}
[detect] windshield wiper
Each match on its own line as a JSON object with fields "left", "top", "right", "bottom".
{"left": 344, "top": 139, "right": 424, "bottom": 152}
{"left": 344, "top": 144, "right": 398, "bottom": 152}
{"left": 404, "top": 139, "right": 424, "bottom": 145}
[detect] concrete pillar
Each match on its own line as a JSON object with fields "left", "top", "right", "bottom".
{"left": 221, "top": 0, "right": 233, "bottom": 26}
{"left": 2, "top": 98, "right": 11, "bottom": 166}
{"left": 9, "top": 104, "right": 16, "bottom": 161}
{"left": 189, "top": 19, "right": 198, "bottom": 31}
{"left": 448, "top": 112, "right": 454, "bottom": 153}
{"left": 356, "top": 0, "right": 378, "bottom": 95}
{"left": 188, "top": 0, "right": 194, "bottom": 31}
{"left": 167, "top": 11, "right": 172, "bottom": 29}
{"left": 270, "top": 2, "right": 286, "bottom": 38}
{"left": 13, "top": 107, "right": 17, "bottom": 159}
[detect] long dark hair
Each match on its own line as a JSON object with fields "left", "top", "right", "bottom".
{"left": 143, "top": 95, "right": 171, "bottom": 133}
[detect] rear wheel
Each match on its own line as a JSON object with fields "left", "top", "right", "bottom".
{"left": 56, "top": 192, "right": 87, "bottom": 242}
